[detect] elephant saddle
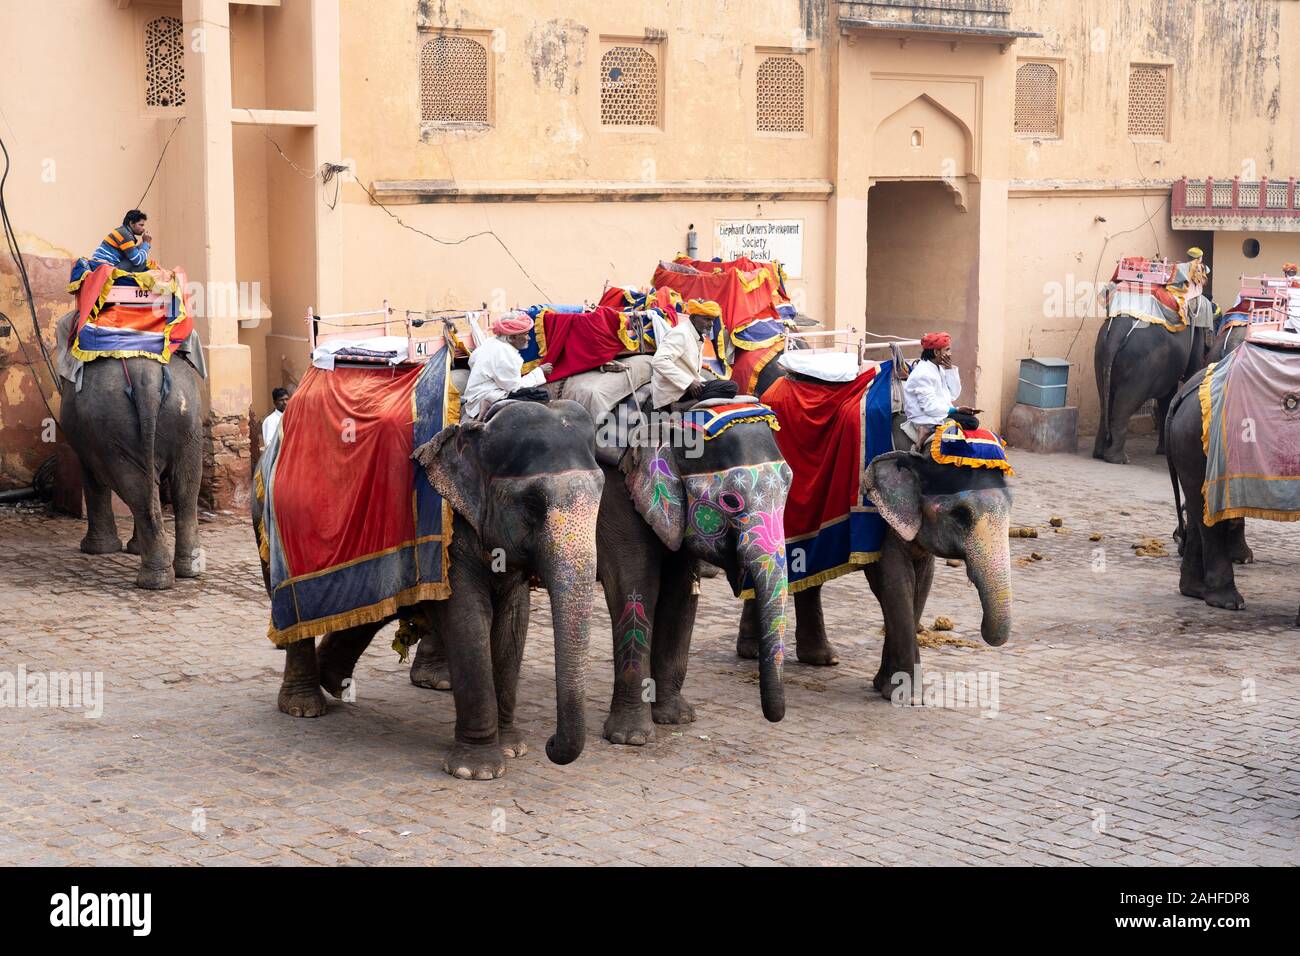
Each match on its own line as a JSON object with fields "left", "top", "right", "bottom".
{"left": 64, "top": 262, "right": 193, "bottom": 364}
{"left": 1200, "top": 341, "right": 1300, "bottom": 525}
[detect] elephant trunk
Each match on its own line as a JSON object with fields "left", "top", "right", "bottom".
{"left": 537, "top": 495, "right": 600, "bottom": 765}
{"left": 965, "top": 511, "right": 1013, "bottom": 647}
{"left": 739, "top": 539, "right": 788, "bottom": 723}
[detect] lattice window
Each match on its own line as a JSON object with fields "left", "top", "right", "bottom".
{"left": 144, "top": 15, "right": 185, "bottom": 109}
{"left": 756, "top": 55, "right": 806, "bottom": 134}
{"left": 420, "top": 35, "right": 489, "bottom": 124}
{"left": 1013, "top": 62, "right": 1058, "bottom": 137}
{"left": 1127, "top": 65, "right": 1169, "bottom": 139}
{"left": 600, "top": 45, "right": 660, "bottom": 127}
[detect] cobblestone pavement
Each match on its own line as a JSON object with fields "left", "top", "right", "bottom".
{"left": 1, "top": 435, "right": 1296, "bottom": 866}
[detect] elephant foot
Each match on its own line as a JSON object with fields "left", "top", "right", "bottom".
{"left": 174, "top": 551, "right": 202, "bottom": 578}
{"left": 1231, "top": 544, "right": 1255, "bottom": 565}
{"left": 278, "top": 682, "right": 327, "bottom": 718}
{"left": 1179, "top": 579, "right": 1206, "bottom": 600}
{"left": 1101, "top": 449, "right": 1129, "bottom": 465}
{"left": 443, "top": 741, "right": 506, "bottom": 780}
{"left": 134, "top": 565, "right": 175, "bottom": 590}
{"left": 499, "top": 727, "right": 528, "bottom": 759}
{"left": 652, "top": 694, "right": 696, "bottom": 725}
{"left": 1204, "top": 588, "right": 1246, "bottom": 611}
{"left": 735, "top": 635, "right": 759, "bottom": 660}
{"left": 409, "top": 657, "right": 451, "bottom": 691}
{"left": 123, "top": 536, "right": 143, "bottom": 556}
{"left": 80, "top": 534, "right": 122, "bottom": 556}
{"left": 603, "top": 706, "right": 656, "bottom": 746}
{"left": 872, "top": 664, "right": 915, "bottom": 702}
{"left": 796, "top": 636, "right": 840, "bottom": 666}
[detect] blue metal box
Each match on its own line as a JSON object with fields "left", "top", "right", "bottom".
{"left": 1015, "top": 357, "right": 1070, "bottom": 409}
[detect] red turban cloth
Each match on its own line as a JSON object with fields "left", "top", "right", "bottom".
{"left": 491, "top": 313, "right": 533, "bottom": 336}
{"left": 1283, "top": 262, "right": 1298, "bottom": 274}
{"left": 921, "top": 331, "right": 951, "bottom": 350}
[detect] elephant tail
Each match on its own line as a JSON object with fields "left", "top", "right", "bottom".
{"left": 128, "top": 360, "right": 164, "bottom": 483}
{"left": 1166, "top": 382, "right": 1193, "bottom": 547}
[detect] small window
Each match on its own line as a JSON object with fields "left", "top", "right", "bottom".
{"left": 420, "top": 35, "right": 490, "bottom": 124}
{"left": 1243, "top": 238, "right": 1260, "bottom": 259}
{"left": 600, "top": 44, "right": 661, "bottom": 128}
{"left": 756, "top": 54, "right": 806, "bottom": 134}
{"left": 1127, "top": 64, "right": 1170, "bottom": 140}
{"left": 144, "top": 15, "right": 185, "bottom": 109}
{"left": 1014, "top": 61, "right": 1059, "bottom": 137}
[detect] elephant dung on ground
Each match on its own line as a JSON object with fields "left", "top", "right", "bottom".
{"left": 255, "top": 400, "right": 604, "bottom": 779}
{"left": 59, "top": 337, "right": 204, "bottom": 589}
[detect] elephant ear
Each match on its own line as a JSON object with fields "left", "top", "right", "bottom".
{"left": 623, "top": 440, "right": 687, "bottom": 551}
{"left": 862, "top": 452, "right": 923, "bottom": 542}
{"left": 413, "top": 422, "right": 487, "bottom": 534}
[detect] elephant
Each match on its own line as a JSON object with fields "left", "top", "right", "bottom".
{"left": 737, "top": 450, "right": 1012, "bottom": 698}
{"left": 253, "top": 399, "right": 604, "bottom": 779}
{"left": 1166, "top": 370, "right": 1282, "bottom": 614}
{"left": 58, "top": 336, "right": 204, "bottom": 590}
{"left": 1092, "top": 314, "right": 1207, "bottom": 464}
{"left": 596, "top": 413, "right": 791, "bottom": 746}
{"left": 1207, "top": 320, "right": 1250, "bottom": 365}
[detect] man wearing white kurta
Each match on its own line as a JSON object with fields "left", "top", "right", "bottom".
{"left": 902, "top": 331, "right": 975, "bottom": 448}
{"left": 650, "top": 312, "right": 709, "bottom": 410}
{"left": 463, "top": 313, "right": 553, "bottom": 420}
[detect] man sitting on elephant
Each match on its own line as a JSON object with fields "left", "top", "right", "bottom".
{"left": 901, "top": 331, "right": 978, "bottom": 449}
{"left": 650, "top": 302, "right": 737, "bottom": 411}
{"left": 462, "top": 313, "right": 553, "bottom": 419}
{"left": 89, "top": 209, "right": 153, "bottom": 273}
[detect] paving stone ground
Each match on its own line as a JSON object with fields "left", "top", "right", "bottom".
{"left": 1, "top": 435, "right": 1296, "bottom": 866}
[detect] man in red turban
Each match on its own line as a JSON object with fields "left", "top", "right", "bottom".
{"left": 901, "top": 330, "right": 979, "bottom": 448}
{"left": 462, "top": 312, "right": 554, "bottom": 419}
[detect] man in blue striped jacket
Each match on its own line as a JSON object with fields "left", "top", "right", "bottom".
{"left": 89, "top": 209, "right": 152, "bottom": 272}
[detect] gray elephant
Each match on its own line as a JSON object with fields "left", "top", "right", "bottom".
{"left": 1092, "top": 316, "right": 1207, "bottom": 464}
{"left": 597, "top": 415, "right": 791, "bottom": 745}
{"left": 255, "top": 400, "right": 604, "bottom": 779}
{"left": 58, "top": 319, "right": 204, "bottom": 589}
{"left": 738, "top": 451, "right": 1012, "bottom": 697}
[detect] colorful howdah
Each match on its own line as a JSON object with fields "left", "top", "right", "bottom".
{"left": 256, "top": 345, "right": 459, "bottom": 645}
{"left": 517, "top": 304, "right": 657, "bottom": 380}
{"left": 681, "top": 400, "right": 780, "bottom": 441}
{"left": 763, "top": 362, "right": 894, "bottom": 592}
{"left": 1199, "top": 342, "right": 1300, "bottom": 525}
{"left": 65, "top": 262, "right": 193, "bottom": 363}
{"left": 652, "top": 256, "right": 789, "bottom": 342}
{"left": 930, "top": 421, "right": 1014, "bottom": 474}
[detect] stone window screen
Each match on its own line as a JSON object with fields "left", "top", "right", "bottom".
{"left": 756, "top": 54, "right": 807, "bottom": 134}
{"left": 600, "top": 44, "right": 660, "bottom": 127}
{"left": 420, "top": 35, "right": 490, "bottom": 124}
{"left": 144, "top": 15, "right": 185, "bottom": 109}
{"left": 1127, "top": 65, "right": 1169, "bottom": 139}
{"left": 1013, "top": 61, "right": 1058, "bottom": 137}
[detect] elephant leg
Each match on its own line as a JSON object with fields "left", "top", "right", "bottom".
{"left": 79, "top": 466, "right": 121, "bottom": 555}
{"left": 864, "top": 547, "right": 919, "bottom": 701}
{"left": 124, "top": 477, "right": 173, "bottom": 590}
{"left": 316, "top": 621, "right": 382, "bottom": 698}
{"left": 1199, "top": 518, "right": 1245, "bottom": 610}
{"left": 1227, "top": 519, "right": 1254, "bottom": 565}
{"left": 650, "top": 552, "right": 698, "bottom": 725}
{"left": 430, "top": 572, "right": 505, "bottom": 780}
{"left": 278, "top": 638, "right": 327, "bottom": 717}
{"left": 410, "top": 623, "right": 451, "bottom": 691}
{"left": 1178, "top": 496, "right": 1208, "bottom": 600}
{"left": 490, "top": 578, "right": 530, "bottom": 758}
{"left": 599, "top": 555, "right": 661, "bottom": 747}
{"left": 1102, "top": 384, "right": 1147, "bottom": 465}
{"left": 793, "top": 585, "right": 839, "bottom": 666}
{"left": 913, "top": 554, "right": 935, "bottom": 632}
{"left": 170, "top": 465, "right": 202, "bottom": 578}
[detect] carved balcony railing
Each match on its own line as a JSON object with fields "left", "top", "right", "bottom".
{"left": 1172, "top": 177, "right": 1300, "bottom": 232}
{"left": 838, "top": 0, "right": 1040, "bottom": 46}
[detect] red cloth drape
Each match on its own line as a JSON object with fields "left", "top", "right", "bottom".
{"left": 536, "top": 305, "right": 634, "bottom": 380}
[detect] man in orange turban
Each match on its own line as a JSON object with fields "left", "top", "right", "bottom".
{"left": 462, "top": 312, "right": 554, "bottom": 419}
{"left": 901, "top": 330, "right": 979, "bottom": 448}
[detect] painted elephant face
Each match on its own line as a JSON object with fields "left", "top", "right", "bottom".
{"left": 863, "top": 452, "right": 1013, "bottom": 647}
{"left": 623, "top": 424, "right": 792, "bottom": 722}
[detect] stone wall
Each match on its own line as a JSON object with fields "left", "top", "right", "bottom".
{"left": 200, "top": 411, "right": 253, "bottom": 513}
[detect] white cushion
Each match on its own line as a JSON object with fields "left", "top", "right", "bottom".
{"left": 778, "top": 350, "right": 861, "bottom": 382}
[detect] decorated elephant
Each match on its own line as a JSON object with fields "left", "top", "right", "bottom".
{"left": 255, "top": 399, "right": 603, "bottom": 779}
{"left": 1092, "top": 317, "right": 1207, "bottom": 464}
{"left": 57, "top": 309, "right": 205, "bottom": 590}
{"left": 738, "top": 450, "right": 1012, "bottom": 697}
{"left": 598, "top": 412, "right": 791, "bottom": 745}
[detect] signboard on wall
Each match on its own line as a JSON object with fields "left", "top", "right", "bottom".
{"left": 714, "top": 219, "right": 804, "bottom": 277}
